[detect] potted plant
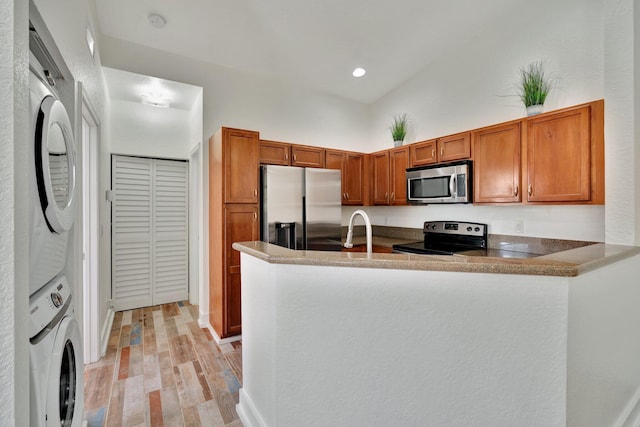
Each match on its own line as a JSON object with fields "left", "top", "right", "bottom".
{"left": 390, "top": 113, "right": 408, "bottom": 147}
{"left": 518, "top": 61, "right": 551, "bottom": 116}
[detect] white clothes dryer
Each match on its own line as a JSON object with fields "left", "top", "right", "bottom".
{"left": 29, "top": 275, "right": 84, "bottom": 427}
{"left": 28, "top": 58, "right": 77, "bottom": 296}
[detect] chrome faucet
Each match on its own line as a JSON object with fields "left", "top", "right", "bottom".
{"left": 344, "top": 209, "right": 372, "bottom": 255}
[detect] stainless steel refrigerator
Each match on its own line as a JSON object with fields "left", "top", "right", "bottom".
{"left": 261, "top": 165, "right": 342, "bottom": 251}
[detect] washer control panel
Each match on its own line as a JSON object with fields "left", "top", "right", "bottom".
{"left": 29, "top": 275, "right": 71, "bottom": 340}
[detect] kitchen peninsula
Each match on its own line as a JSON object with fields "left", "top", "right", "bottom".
{"left": 233, "top": 241, "right": 640, "bottom": 427}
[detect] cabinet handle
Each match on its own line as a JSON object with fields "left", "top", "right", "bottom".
{"left": 293, "top": 154, "right": 297, "bottom": 162}
{"left": 441, "top": 147, "right": 444, "bottom": 156}
{"left": 285, "top": 152, "right": 289, "bottom": 160}
{"left": 254, "top": 189, "right": 258, "bottom": 197}
{"left": 253, "top": 212, "right": 257, "bottom": 220}
{"left": 528, "top": 185, "right": 533, "bottom": 197}
{"left": 514, "top": 186, "right": 519, "bottom": 197}
{"left": 346, "top": 192, "right": 349, "bottom": 199}
{"left": 432, "top": 149, "right": 435, "bottom": 158}
{"left": 385, "top": 192, "right": 388, "bottom": 201}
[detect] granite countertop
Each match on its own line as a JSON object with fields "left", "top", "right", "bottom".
{"left": 232, "top": 240, "right": 640, "bottom": 277}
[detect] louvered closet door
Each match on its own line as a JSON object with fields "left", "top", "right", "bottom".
{"left": 112, "top": 155, "right": 189, "bottom": 311}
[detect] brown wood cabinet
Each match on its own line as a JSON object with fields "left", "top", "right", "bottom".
{"left": 291, "top": 145, "right": 325, "bottom": 168}
{"left": 371, "top": 147, "right": 408, "bottom": 205}
{"left": 223, "top": 128, "right": 260, "bottom": 203}
{"left": 472, "top": 122, "right": 522, "bottom": 203}
{"left": 472, "top": 100, "right": 604, "bottom": 205}
{"left": 410, "top": 139, "right": 438, "bottom": 166}
{"left": 209, "top": 127, "right": 260, "bottom": 339}
{"left": 223, "top": 203, "right": 259, "bottom": 336}
{"left": 259, "top": 139, "right": 291, "bottom": 165}
{"left": 525, "top": 104, "right": 599, "bottom": 203}
{"left": 325, "top": 149, "right": 365, "bottom": 205}
{"left": 410, "top": 132, "right": 471, "bottom": 167}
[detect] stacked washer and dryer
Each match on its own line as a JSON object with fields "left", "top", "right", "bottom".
{"left": 28, "top": 49, "right": 84, "bottom": 427}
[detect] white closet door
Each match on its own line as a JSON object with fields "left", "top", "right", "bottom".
{"left": 153, "top": 159, "right": 189, "bottom": 304}
{"left": 112, "top": 155, "right": 189, "bottom": 311}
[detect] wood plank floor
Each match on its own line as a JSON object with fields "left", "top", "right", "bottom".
{"left": 83, "top": 302, "right": 243, "bottom": 427}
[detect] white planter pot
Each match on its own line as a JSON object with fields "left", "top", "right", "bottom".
{"left": 393, "top": 140, "right": 404, "bottom": 148}
{"left": 526, "top": 104, "right": 544, "bottom": 116}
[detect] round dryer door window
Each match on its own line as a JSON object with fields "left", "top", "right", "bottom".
{"left": 47, "top": 316, "right": 83, "bottom": 427}
{"left": 35, "top": 95, "right": 76, "bottom": 233}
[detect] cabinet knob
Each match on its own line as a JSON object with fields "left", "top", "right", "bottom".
{"left": 514, "top": 186, "right": 519, "bottom": 197}
{"left": 528, "top": 185, "right": 533, "bottom": 197}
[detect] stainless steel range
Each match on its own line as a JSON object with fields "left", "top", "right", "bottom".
{"left": 392, "top": 221, "right": 488, "bottom": 255}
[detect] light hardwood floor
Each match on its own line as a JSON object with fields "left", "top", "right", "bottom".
{"left": 83, "top": 302, "right": 243, "bottom": 426}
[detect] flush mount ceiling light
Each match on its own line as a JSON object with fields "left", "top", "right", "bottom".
{"left": 141, "top": 92, "right": 171, "bottom": 108}
{"left": 352, "top": 67, "right": 366, "bottom": 78}
{"left": 148, "top": 13, "right": 167, "bottom": 29}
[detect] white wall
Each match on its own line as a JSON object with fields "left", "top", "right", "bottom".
{"left": 99, "top": 36, "right": 371, "bottom": 152}
{"left": 0, "top": 0, "right": 29, "bottom": 424}
{"left": 110, "top": 100, "right": 193, "bottom": 159}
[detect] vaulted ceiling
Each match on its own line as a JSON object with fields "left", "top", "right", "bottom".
{"left": 94, "top": 0, "right": 530, "bottom": 104}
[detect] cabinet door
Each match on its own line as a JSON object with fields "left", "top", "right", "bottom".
{"left": 390, "top": 147, "right": 409, "bottom": 205}
{"left": 439, "top": 132, "right": 471, "bottom": 162}
{"left": 291, "top": 145, "right": 325, "bottom": 168}
{"left": 372, "top": 151, "right": 390, "bottom": 205}
{"left": 325, "top": 150, "right": 347, "bottom": 203}
{"left": 473, "top": 123, "right": 521, "bottom": 203}
{"left": 260, "top": 140, "right": 290, "bottom": 165}
{"left": 410, "top": 139, "right": 438, "bottom": 167}
{"left": 344, "top": 153, "right": 364, "bottom": 205}
{"left": 224, "top": 203, "right": 259, "bottom": 336}
{"left": 224, "top": 128, "right": 259, "bottom": 203}
{"left": 526, "top": 106, "right": 591, "bottom": 202}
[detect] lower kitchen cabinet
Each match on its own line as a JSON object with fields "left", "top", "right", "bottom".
{"left": 222, "top": 203, "right": 259, "bottom": 337}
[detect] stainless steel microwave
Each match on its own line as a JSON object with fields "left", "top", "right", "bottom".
{"left": 406, "top": 160, "right": 472, "bottom": 204}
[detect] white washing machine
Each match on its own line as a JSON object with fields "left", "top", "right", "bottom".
{"left": 29, "top": 275, "right": 84, "bottom": 427}
{"left": 28, "top": 56, "right": 77, "bottom": 296}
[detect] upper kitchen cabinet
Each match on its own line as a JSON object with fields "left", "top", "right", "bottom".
{"left": 410, "top": 139, "right": 438, "bottom": 166}
{"left": 439, "top": 132, "right": 471, "bottom": 163}
{"left": 371, "top": 146, "right": 409, "bottom": 205}
{"left": 472, "top": 122, "right": 522, "bottom": 204}
{"left": 325, "top": 149, "right": 366, "bottom": 205}
{"left": 260, "top": 139, "right": 291, "bottom": 165}
{"left": 410, "top": 132, "right": 471, "bottom": 167}
{"left": 524, "top": 100, "right": 604, "bottom": 204}
{"left": 291, "top": 145, "right": 325, "bottom": 168}
{"left": 214, "top": 127, "right": 260, "bottom": 204}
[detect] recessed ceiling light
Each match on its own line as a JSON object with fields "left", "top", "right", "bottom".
{"left": 148, "top": 13, "right": 167, "bottom": 29}
{"left": 141, "top": 92, "right": 171, "bottom": 108}
{"left": 352, "top": 67, "right": 366, "bottom": 78}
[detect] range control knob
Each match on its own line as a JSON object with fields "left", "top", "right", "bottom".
{"left": 51, "top": 292, "right": 64, "bottom": 308}
{"left": 467, "top": 226, "right": 472, "bottom": 232}
{"left": 475, "top": 227, "right": 481, "bottom": 232}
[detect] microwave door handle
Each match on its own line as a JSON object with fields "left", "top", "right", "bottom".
{"left": 449, "top": 174, "right": 456, "bottom": 197}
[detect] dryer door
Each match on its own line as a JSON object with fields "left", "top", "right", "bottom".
{"left": 35, "top": 95, "right": 76, "bottom": 233}
{"left": 47, "top": 316, "right": 84, "bottom": 427}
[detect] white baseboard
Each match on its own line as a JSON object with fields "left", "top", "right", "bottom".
{"left": 237, "top": 388, "right": 267, "bottom": 427}
{"left": 197, "top": 312, "right": 242, "bottom": 345}
{"left": 99, "top": 307, "right": 115, "bottom": 358}
{"left": 616, "top": 386, "right": 640, "bottom": 427}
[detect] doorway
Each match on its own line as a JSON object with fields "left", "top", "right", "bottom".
{"left": 81, "top": 94, "right": 100, "bottom": 363}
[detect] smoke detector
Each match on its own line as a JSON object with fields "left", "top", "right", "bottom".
{"left": 148, "top": 13, "right": 166, "bottom": 29}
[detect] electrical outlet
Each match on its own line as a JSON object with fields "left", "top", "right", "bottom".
{"left": 515, "top": 221, "right": 524, "bottom": 234}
